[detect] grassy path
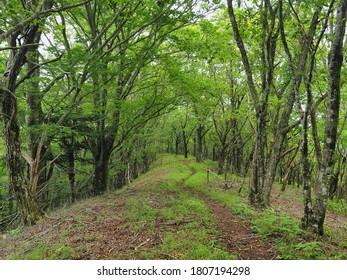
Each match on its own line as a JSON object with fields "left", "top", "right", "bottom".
{"left": 177, "top": 161, "right": 275, "bottom": 259}
{"left": 0, "top": 156, "right": 238, "bottom": 259}
{"left": 183, "top": 187, "right": 275, "bottom": 259}
{"left": 0, "top": 154, "right": 346, "bottom": 260}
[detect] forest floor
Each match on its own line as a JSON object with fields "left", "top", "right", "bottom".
{"left": 0, "top": 155, "right": 347, "bottom": 260}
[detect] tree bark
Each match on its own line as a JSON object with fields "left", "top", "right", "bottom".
{"left": 66, "top": 137, "right": 77, "bottom": 203}
{"left": 0, "top": 12, "right": 46, "bottom": 224}
{"left": 261, "top": 1, "right": 320, "bottom": 206}
{"left": 0, "top": 83, "right": 42, "bottom": 225}
{"left": 250, "top": 112, "right": 266, "bottom": 204}
{"left": 92, "top": 137, "right": 113, "bottom": 195}
{"left": 227, "top": 0, "right": 275, "bottom": 206}
{"left": 196, "top": 124, "right": 204, "bottom": 163}
{"left": 309, "top": 0, "right": 347, "bottom": 235}
{"left": 175, "top": 134, "right": 180, "bottom": 155}
{"left": 301, "top": 111, "right": 313, "bottom": 228}
{"left": 182, "top": 129, "right": 188, "bottom": 159}
{"left": 25, "top": 29, "right": 52, "bottom": 206}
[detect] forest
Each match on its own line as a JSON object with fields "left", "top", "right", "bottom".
{"left": 1, "top": 0, "right": 347, "bottom": 259}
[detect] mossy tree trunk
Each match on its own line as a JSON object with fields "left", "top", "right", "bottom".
{"left": 0, "top": 23, "right": 44, "bottom": 225}
{"left": 306, "top": 0, "right": 347, "bottom": 235}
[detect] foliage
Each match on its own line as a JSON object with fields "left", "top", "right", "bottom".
{"left": 278, "top": 242, "right": 325, "bottom": 260}
{"left": 11, "top": 244, "right": 76, "bottom": 260}
{"left": 327, "top": 199, "right": 347, "bottom": 216}
{"left": 2, "top": 155, "right": 347, "bottom": 260}
{"left": 252, "top": 209, "right": 303, "bottom": 239}
{"left": 0, "top": 0, "right": 346, "bottom": 240}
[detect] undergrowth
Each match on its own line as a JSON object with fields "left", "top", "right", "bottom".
{"left": 2, "top": 154, "right": 346, "bottom": 260}
{"left": 120, "top": 155, "right": 237, "bottom": 259}
{"left": 327, "top": 199, "right": 347, "bottom": 216}
{"left": 181, "top": 159, "right": 347, "bottom": 260}
{"left": 11, "top": 244, "right": 76, "bottom": 260}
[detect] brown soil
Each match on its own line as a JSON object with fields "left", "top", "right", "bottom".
{"left": 271, "top": 185, "right": 347, "bottom": 234}
{"left": 1, "top": 158, "right": 345, "bottom": 260}
{"left": 0, "top": 166, "right": 276, "bottom": 260}
{"left": 186, "top": 188, "right": 276, "bottom": 259}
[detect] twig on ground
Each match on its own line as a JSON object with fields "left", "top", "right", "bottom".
{"left": 134, "top": 238, "right": 150, "bottom": 250}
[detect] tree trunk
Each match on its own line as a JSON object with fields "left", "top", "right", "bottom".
{"left": 1, "top": 85, "right": 42, "bottom": 225}
{"left": 67, "top": 141, "right": 76, "bottom": 203}
{"left": 8, "top": 190, "right": 14, "bottom": 216}
{"left": 218, "top": 151, "right": 227, "bottom": 175}
{"left": 0, "top": 18, "right": 45, "bottom": 225}
{"left": 336, "top": 155, "right": 347, "bottom": 199}
{"left": 196, "top": 124, "right": 204, "bottom": 163}
{"left": 309, "top": 0, "right": 347, "bottom": 235}
{"left": 182, "top": 129, "right": 188, "bottom": 159}
{"left": 143, "top": 151, "right": 150, "bottom": 173}
{"left": 93, "top": 139, "right": 112, "bottom": 195}
{"left": 301, "top": 111, "right": 313, "bottom": 228}
{"left": 93, "top": 155, "right": 109, "bottom": 195}
{"left": 227, "top": 0, "right": 276, "bottom": 206}
{"left": 212, "top": 146, "right": 217, "bottom": 161}
{"left": 231, "top": 136, "right": 243, "bottom": 175}
{"left": 175, "top": 134, "right": 180, "bottom": 155}
{"left": 93, "top": 158, "right": 110, "bottom": 195}
{"left": 260, "top": 1, "right": 320, "bottom": 206}
{"left": 250, "top": 111, "right": 266, "bottom": 204}
{"left": 25, "top": 30, "right": 52, "bottom": 206}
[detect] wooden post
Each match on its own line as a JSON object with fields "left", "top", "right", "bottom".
{"left": 207, "top": 169, "right": 210, "bottom": 183}
{"left": 127, "top": 163, "right": 131, "bottom": 185}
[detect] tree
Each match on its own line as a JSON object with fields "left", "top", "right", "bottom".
{"left": 58, "top": 0, "right": 212, "bottom": 195}
{"left": 0, "top": 0, "right": 91, "bottom": 225}
{"left": 227, "top": 0, "right": 323, "bottom": 206}
{"left": 0, "top": 0, "right": 56, "bottom": 225}
{"left": 303, "top": 0, "right": 347, "bottom": 234}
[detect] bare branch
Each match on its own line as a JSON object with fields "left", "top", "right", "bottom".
{"left": 0, "top": 86, "right": 17, "bottom": 99}
{"left": 227, "top": 0, "right": 259, "bottom": 106}
{"left": 0, "top": 43, "right": 42, "bottom": 51}
{"left": 15, "top": 53, "right": 64, "bottom": 87}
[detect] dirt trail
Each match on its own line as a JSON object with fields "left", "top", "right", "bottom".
{"left": 1, "top": 158, "right": 310, "bottom": 260}
{"left": 185, "top": 188, "right": 275, "bottom": 259}
{"left": 179, "top": 163, "right": 275, "bottom": 260}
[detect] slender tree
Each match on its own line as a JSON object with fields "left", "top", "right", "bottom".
{"left": 304, "top": 0, "right": 347, "bottom": 234}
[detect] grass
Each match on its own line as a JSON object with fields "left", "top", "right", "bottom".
{"left": 160, "top": 228, "right": 237, "bottom": 260}
{"left": 327, "top": 198, "right": 347, "bottom": 216}
{"left": 180, "top": 159, "right": 347, "bottom": 260}
{"left": 184, "top": 168, "right": 254, "bottom": 220}
{"left": 278, "top": 241, "right": 325, "bottom": 260}
{"left": 121, "top": 155, "right": 237, "bottom": 259}
{"left": 252, "top": 209, "right": 303, "bottom": 239}
{"left": 2, "top": 154, "right": 347, "bottom": 260}
{"left": 10, "top": 243, "right": 76, "bottom": 260}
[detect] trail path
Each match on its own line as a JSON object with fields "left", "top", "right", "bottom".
{"left": 178, "top": 163, "right": 275, "bottom": 260}
{"left": 1, "top": 157, "right": 345, "bottom": 260}
{"left": 184, "top": 188, "right": 275, "bottom": 259}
